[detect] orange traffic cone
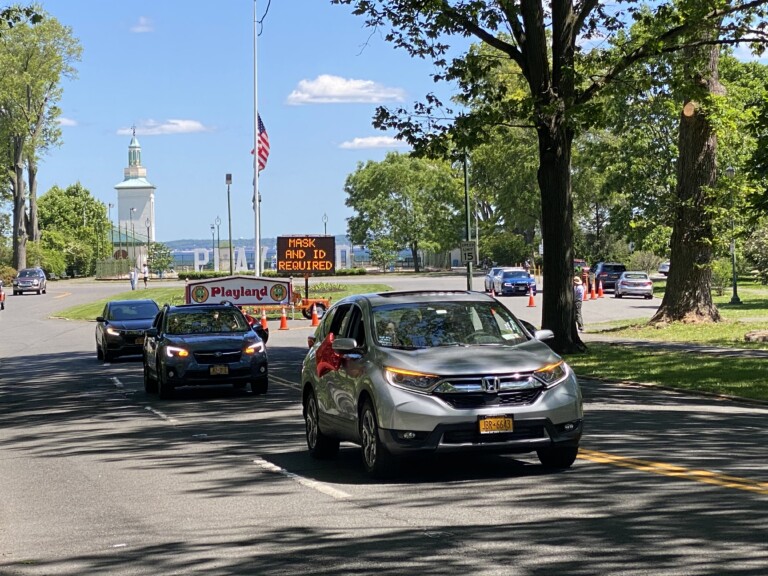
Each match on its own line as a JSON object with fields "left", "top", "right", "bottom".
{"left": 490, "top": 284, "right": 496, "bottom": 298}
{"left": 310, "top": 303, "right": 320, "bottom": 327}
{"left": 279, "top": 307, "right": 289, "bottom": 330}
{"left": 260, "top": 308, "right": 268, "bottom": 330}
{"left": 590, "top": 280, "right": 597, "bottom": 300}
{"left": 583, "top": 283, "right": 588, "bottom": 301}
{"left": 527, "top": 286, "right": 536, "bottom": 307}
{"left": 597, "top": 280, "right": 604, "bottom": 298}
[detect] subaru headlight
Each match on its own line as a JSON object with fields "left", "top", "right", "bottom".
{"left": 533, "top": 361, "right": 568, "bottom": 388}
{"left": 165, "top": 345, "right": 189, "bottom": 358}
{"left": 385, "top": 367, "right": 440, "bottom": 394}
{"left": 244, "top": 341, "right": 265, "bottom": 355}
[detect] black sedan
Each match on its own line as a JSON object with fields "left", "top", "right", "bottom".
{"left": 142, "top": 302, "right": 269, "bottom": 398}
{"left": 96, "top": 299, "right": 160, "bottom": 362}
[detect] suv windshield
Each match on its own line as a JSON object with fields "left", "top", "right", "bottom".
{"left": 18, "top": 269, "right": 42, "bottom": 278}
{"left": 166, "top": 309, "right": 249, "bottom": 335}
{"left": 108, "top": 302, "right": 159, "bottom": 321}
{"left": 373, "top": 301, "right": 527, "bottom": 349}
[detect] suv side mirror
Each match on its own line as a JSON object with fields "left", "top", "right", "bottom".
{"left": 332, "top": 337, "right": 359, "bottom": 353}
{"left": 145, "top": 327, "right": 158, "bottom": 338}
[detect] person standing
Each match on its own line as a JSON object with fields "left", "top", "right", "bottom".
{"left": 142, "top": 263, "right": 149, "bottom": 288}
{"left": 573, "top": 276, "right": 585, "bottom": 331}
{"left": 129, "top": 267, "right": 137, "bottom": 291}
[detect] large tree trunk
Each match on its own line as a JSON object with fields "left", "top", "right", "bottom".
{"left": 27, "top": 160, "right": 40, "bottom": 242}
{"left": 10, "top": 135, "right": 27, "bottom": 271}
{"left": 410, "top": 240, "right": 420, "bottom": 272}
{"left": 651, "top": 42, "right": 722, "bottom": 324}
{"left": 537, "top": 114, "right": 584, "bottom": 354}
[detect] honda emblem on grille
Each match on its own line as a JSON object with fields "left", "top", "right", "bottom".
{"left": 482, "top": 377, "right": 500, "bottom": 392}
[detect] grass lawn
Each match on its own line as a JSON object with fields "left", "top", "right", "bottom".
{"left": 591, "top": 280, "right": 768, "bottom": 349}
{"left": 564, "top": 343, "right": 768, "bottom": 402}
{"left": 54, "top": 282, "right": 393, "bottom": 321}
{"left": 575, "top": 280, "right": 768, "bottom": 401}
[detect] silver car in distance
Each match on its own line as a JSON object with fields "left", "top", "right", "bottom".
{"left": 301, "top": 290, "right": 583, "bottom": 477}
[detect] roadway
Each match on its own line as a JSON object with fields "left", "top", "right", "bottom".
{"left": 0, "top": 277, "right": 765, "bottom": 575}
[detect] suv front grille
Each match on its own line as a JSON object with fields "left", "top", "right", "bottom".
{"left": 193, "top": 350, "right": 242, "bottom": 364}
{"left": 433, "top": 374, "right": 543, "bottom": 408}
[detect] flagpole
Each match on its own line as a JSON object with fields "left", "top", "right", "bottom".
{"left": 253, "top": 0, "right": 261, "bottom": 276}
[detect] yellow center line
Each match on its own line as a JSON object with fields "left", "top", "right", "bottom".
{"left": 54, "top": 292, "right": 71, "bottom": 299}
{"left": 578, "top": 449, "right": 768, "bottom": 495}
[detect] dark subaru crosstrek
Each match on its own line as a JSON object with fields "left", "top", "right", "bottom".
{"left": 143, "top": 302, "right": 269, "bottom": 399}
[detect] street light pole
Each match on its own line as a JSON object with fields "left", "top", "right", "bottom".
{"left": 725, "top": 166, "right": 741, "bottom": 304}
{"left": 215, "top": 216, "right": 221, "bottom": 271}
{"left": 145, "top": 218, "right": 151, "bottom": 267}
{"left": 226, "top": 174, "right": 233, "bottom": 274}
{"left": 130, "top": 207, "right": 137, "bottom": 264}
{"left": 108, "top": 203, "right": 114, "bottom": 258}
{"left": 211, "top": 224, "right": 216, "bottom": 271}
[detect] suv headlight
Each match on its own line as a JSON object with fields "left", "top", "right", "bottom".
{"left": 385, "top": 367, "right": 440, "bottom": 393}
{"left": 533, "top": 361, "right": 568, "bottom": 388}
{"left": 245, "top": 341, "right": 265, "bottom": 355}
{"left": 165, "top": 345, "right": 189, "bottom": 358}
{"left": 106, "top": 327, "right": 120, "bottom": 336}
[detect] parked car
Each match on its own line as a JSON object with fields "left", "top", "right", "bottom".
{"left": 95, "top": 299, "right": 161, "bottom": 362}
{"left": 483, "top": 266, "right": 505, "bottom": 292}
{"left": 615, "top": 271, "right": 654, "bottom": 299}
{"left": 573, "top": 258, "right": 588, "bottom": 272}
{"left": 301, "top": 290, "right": 583, "bottom": 477}
{"left": 493, "top": 268, "right": 537, "bottom": 296}
{"left": 143, "top": 302, "right": 269, "bottom": 399}
{"left": 589, "top": 262, "right": 627, "bottom": 290}
{"left": 12, "top": 267, "right": 47, "bottom": 295}
{"left": 658, "top": 261, "right": 670, "bottom": 276}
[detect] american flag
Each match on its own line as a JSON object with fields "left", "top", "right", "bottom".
{"left": 252, "top": 113, "right": 270, "bottom": 172}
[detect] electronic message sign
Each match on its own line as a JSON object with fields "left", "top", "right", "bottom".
{"left": 276, "top": 236, "right": 335, "bottom": 274}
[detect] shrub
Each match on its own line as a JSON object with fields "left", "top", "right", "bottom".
{"left": 628, "top": 251, "right": 663, "bottom": 274}
{"left": 710, "top": 258, "right": 732, "bottom": 296}
{"left": 0, "top": 265, "right": 17, "bottom": 287}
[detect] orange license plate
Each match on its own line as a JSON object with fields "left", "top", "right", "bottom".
{"left": 135, "top": 337, "right": 144, "bottom": 344}
{"left": 479, "top": 415, "right": 513, "bottom": 434}
{"left": 210, "top": 365, "right": 229, "bottom": 376}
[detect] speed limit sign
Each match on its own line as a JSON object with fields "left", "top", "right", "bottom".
{"left": 460, "top": 241, "right": 476, "bottom": 264}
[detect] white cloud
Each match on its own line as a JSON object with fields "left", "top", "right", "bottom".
{"left": 58, "top": 117, "right": 77, "bottom": 127}
{"left": 130, "top": 16, "right": 153, "bottom": 33}
{"left": 339, "top": 136, "right": 409, "bottom": 150}
{"left": 287, "top": 74, "right": 406, "bottom": 105}
{"left": 117, "top": 119, "right": 210, "bottom": 136}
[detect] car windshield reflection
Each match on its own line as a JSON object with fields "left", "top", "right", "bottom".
{"left": 373, "top": 301, "right": 527, "bottom": 349}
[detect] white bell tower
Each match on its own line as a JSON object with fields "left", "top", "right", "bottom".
{"left": 114, "top": 127, "right": 156, "bottom": 264}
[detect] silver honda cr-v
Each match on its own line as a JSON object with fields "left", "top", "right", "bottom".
{"left": 301, "top": 290, "right": 583, "bottom": 477}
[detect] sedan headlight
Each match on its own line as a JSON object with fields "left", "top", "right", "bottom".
{"left": 165, "top": 345, "right": 189, "bottom": 358}
{"left": 106, "top": 327, "right": 121, "bottom": 336}
{"left": 533, "top": 361, "right": 568, "bottom": 388}
{"left": 244, "top": 341, "right": 265, "bottom": 355}
{"left": 385, "top": 367, "right": 440, "bottom": 393}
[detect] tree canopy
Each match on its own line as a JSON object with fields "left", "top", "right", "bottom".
{"left": 334, "top": 0, "right": 768, "bottom": 352}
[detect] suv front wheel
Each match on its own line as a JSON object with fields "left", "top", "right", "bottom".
{"left": 359, "top": 399, "right": 395, "bottom": 477}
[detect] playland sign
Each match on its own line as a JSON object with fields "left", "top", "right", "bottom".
{"left": 185, "top": 275, "right": 292, "bottom": 307}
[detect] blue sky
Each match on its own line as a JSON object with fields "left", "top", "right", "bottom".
{"left": 37, "top": 1, "right": 457, "bottom": 243}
